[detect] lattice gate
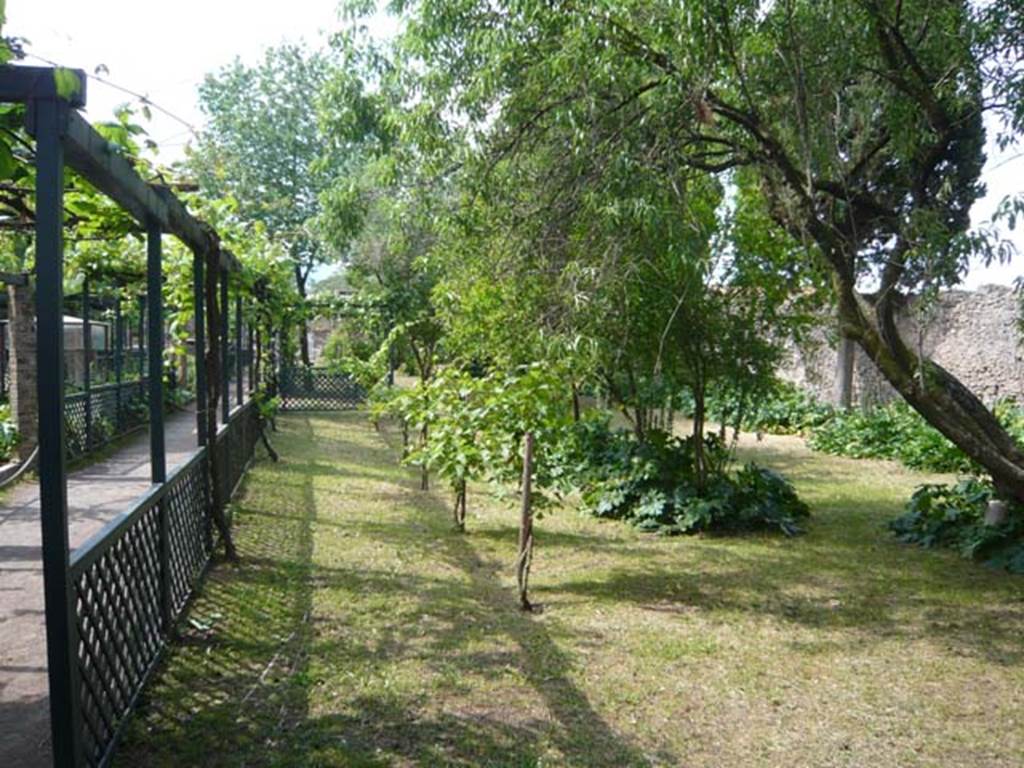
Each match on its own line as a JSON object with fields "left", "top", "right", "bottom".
{"left": 278, "top": 366, "right": 365, "bottom": 411}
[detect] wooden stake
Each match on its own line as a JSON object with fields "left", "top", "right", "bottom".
{"left": 516, "top": 432, "right": 535, "bottom": 612}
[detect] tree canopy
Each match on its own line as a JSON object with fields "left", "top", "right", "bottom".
{"left": 329, "top": 0, "right": 1024, "bottom": 501}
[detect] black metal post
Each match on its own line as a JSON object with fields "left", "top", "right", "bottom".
{"left": 235, "top": 293, "right": 242, "bottom": 406}
{"left": 254, "top": 327, "right": 262, "bottom": 392}
{"left": 220, "top": 269, "right": 229, "bottom": 424}
{"left": 114, "top": 296, "right": 123, "bottom": 431}
{"left": 30, "top": 94, "right": 84, "bottom": 768}
{"left": 82, "top": 278, "right": 91, "bottom": 448}
{"left": 193, "top": 253, "right": 207, "bottom": 448}
{"left": 0, "top": 321, "right": 6, "bottom": 397}
{"left": 137, "top": 294, "right": 145, "bottom": 388}
{"left": 247, "top": 320, "right": 254, "bottom": 394}
{"left": 147, "top": 224, "right": 166, "bottom": 483}
{"left": 192, "top": 251, "right": 212, "bottom": 550}
{"left": 147, "top": 220, "right": 171, "bottom": 637}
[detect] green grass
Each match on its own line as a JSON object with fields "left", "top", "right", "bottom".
{"left": 117, "top": 413, "right": 1024, "bottom": 767}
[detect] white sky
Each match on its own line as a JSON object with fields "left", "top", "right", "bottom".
{"left": 6, "top": 0, "right": 1022, "bottom": 289}
{"left": 8, "top": 1, "right": 343, "bottom": 153}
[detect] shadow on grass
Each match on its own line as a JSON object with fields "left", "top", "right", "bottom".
{"left": 115, "top": 416, "right": 319, "bottom": 768}
{"left": 116, "top": 413, "right": 658, "bottom": 767}
{"left": 116, "top": 412, "right": 1024, "bottom": 767}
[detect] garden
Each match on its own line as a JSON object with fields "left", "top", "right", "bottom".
{"left": 1, "top": 0, "right": 1023, "bottom": 766}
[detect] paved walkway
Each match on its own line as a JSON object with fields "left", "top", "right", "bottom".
{"left": 0, "top": 408, "right": 202, "bottom": 768}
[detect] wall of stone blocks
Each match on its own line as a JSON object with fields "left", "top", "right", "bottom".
{"left": 779, "top": 285, "right": 1023, "bottom": 407}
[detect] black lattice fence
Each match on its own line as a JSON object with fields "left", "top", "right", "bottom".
{"left": 278, "top": 366, "right": 365, "bottom": 411}
{"left": 71, "top": 498, "right": 162, "bottom": 767}
{"left": 165, "top": 453, "right": 211, "bottom": 616}
{"left": 67, "top": 413, "right": 256, "bottom": 767}
{"left": 213, "top": 401, "right": 259, "bottom": 511}
{"left": 64, "top": 379, "right": 149, "bottom": 459}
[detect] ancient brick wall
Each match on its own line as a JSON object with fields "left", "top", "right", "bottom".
{"left": 780, "top": 285, "right": 1023, "bottom": 407}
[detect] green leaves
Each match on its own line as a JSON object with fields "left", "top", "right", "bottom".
{"left": 0, "top": 139, "right": 17, "bottom": 180}
{"left": 194, "top": 43, "right": 341, "bottom": 292}
{"left": 385, "top": 362, "right": 575, "bottom": 507}
{"left": 890, "top": 479, "right": 1024, "bottom": 573}
{"left": 54, "top": 68, "right": 83, "bottom": 100}
{"left": 0, "top": 402, "right": 20, "bottom": 463}
{"left": 574, "top": 420, "right": 809, "bottom": 536}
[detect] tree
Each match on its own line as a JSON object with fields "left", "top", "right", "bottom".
{"left": 393, "top": 362, "right": 575, "bottom": 609}
{"left": 192, "top": 43, "right": 339, "bottom": 365}
{"left": 378, "top": 0, "right": 1024, "bottom": 503}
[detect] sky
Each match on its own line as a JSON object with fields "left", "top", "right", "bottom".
{"left": 8, "top": 1, "right": 344, "bottom": 155}
{"left": 5, "top": 0, "right": 1022, "bottom": 290}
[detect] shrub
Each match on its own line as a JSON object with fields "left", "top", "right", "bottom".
{"left": 701, "top": 382, "right": 1024, "bottom": 476}
{"left": 708, "top": 381, "right": 834, "bottom": 436}
{"left": 807, "top": 400, "right": 1024, "bottom": 473}
{"left": 572, "top": 422, "right": 809, "bottom": 536}
{"left": 689, "top": 381, "right": 833, "bottom": 437}
{"left": 0, "top": 403, "right": 18, "bottom": 463}
{"left": 890, "top": 479, "right": 1024, "bottom": 573}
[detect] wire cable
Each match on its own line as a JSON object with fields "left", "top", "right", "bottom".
{"left": 22, "top": 50, "right": 199, "bottom": 137}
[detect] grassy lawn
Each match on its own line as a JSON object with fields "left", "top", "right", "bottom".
{"left": 118, "top": 412, "right": 1024, "bottom": 767}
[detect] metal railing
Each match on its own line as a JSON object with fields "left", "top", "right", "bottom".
{"left": 5, "top": 63, "right": 267, "bottom": 768}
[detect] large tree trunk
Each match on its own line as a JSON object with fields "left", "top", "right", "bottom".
{"left": 835, "top": 333, "right": 856, "bottom": 411}
{"left": 836, "top": 280, "right": 1024, "bottom": 504}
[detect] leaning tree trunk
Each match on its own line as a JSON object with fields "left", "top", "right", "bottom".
{"left": 836, "top": 279, "right": 1024, "bottom": 504}
{"left": 515, "top": 433, "right": 536, "bottom": 612}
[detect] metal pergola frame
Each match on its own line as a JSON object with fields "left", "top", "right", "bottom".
{"left": 0, "top": 64, "right": 250, "bottom": 767}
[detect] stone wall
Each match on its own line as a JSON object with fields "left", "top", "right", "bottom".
{"left": 780, "top": 284, "right": 1023, "bottom": 407}
{"left": 8, "top": 280, "right": 37, "bottom": 460}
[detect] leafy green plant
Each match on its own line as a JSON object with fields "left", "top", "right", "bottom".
{"left": 693, "top": 381, "right": 834, "bottom": 437}
{"left": 0, "top": 403, "right": 18, "bottom": 463}
{"left": 398, "top": 369, "right": 487, "bottom": 530}
{"left": 389, "top": 362, "right": 576, "bottom": 609}
{"left": 574, "top": 421, "right": 809, "bottom": 536}
{"left": 92, "top": 415, "right": 115, "bottom": 445}
{"left": 890, "top": 479, "right": 1024, "bottom": 573}
{"left": 252, "top": 389, "right": 281, "bottom": 424}
{"left": 741, "top": 383, "right": 834, "bottom": 436}
{"left": 708, "top": 383, "right": 1024, "bottom": 477}
{"left": 807, "top": 401, "right": 1024, "bottom": 473}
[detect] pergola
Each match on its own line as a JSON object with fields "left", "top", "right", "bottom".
{"left": 0, "top": 65, "right": 257, "bottom": 767}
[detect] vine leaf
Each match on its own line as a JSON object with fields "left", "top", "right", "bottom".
{"left": 54, "top": 68, "right": 82, "bottom": 100}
